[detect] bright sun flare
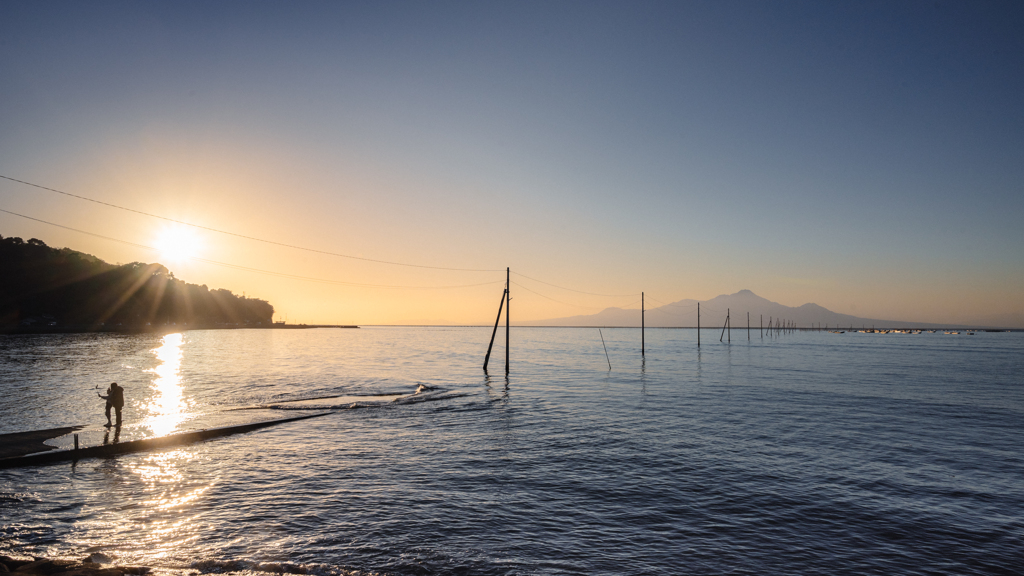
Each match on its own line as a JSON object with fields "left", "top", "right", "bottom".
{"left": 154, "top": 227, "right": 202, "bottom": 262}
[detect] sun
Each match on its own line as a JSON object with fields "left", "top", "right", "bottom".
{"left": 153, "top": 227, "right": 203, "bottom": 262}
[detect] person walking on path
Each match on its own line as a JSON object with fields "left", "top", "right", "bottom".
{"left": 98, "top": 382, "right": 125, "bottom": 427}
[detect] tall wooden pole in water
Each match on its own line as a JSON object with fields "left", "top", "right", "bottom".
{"left": 599, "top": 328, "right": 611, "bottom": 370}
{"left": 641, "top": 292, "right": 645, "bottom": 358}
{"left": 697, "top": 303, "right": 700, "bottom": 348}
{"left": 747, "top": 312, "right": 750, "bottom": 341}
{"left": 761, "top": 314, "right": 763, "bottom": 339}
{"left": 505, "top": 267, "right": 510, "bottom": 375}
{"left": 483, "top": 288, "right": 506, "bottom": 372}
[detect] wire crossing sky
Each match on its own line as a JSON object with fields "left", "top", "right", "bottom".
{"left": 0, "top": 174, "right": 502, "bottom": 272}
{"left": 1, "top": 1, "right": 1022, "bottom": 326}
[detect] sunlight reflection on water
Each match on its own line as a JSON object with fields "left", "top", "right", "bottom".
{"left": 128, "top": 448, "right": 211, "bottom": 560}
{"left": 143, "top": 333, "right": 193, "bottom": 437}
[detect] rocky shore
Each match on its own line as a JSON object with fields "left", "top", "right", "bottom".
{"left": 0, "top": 555, "right": 153, "bottom": 576}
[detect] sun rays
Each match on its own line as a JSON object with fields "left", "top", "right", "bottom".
{"left": 153, "top": 227, "right": 203, "bottom": 263}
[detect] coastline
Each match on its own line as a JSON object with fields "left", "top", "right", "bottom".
{"left": 0, "top": 325, "right": 358, "bottom": 335}
{"left": 0, "top": 553, "right": 156, "bottom": 576}
{"left": 0, "top": 551, "right": 358, "bottom": 576}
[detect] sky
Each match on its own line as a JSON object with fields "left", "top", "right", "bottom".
{"left": 1, "top": 0, "right": 1022, "bottom": 325}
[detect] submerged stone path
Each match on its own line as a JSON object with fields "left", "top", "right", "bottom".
{"left": 0, "top": 412, "right": 331, "bottom": 469}
{"left": 0, "top": 426, "right": 84, "bottom": 459}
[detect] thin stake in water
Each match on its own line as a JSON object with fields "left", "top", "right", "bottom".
{"left": 505, "top": 267, "right": 510, "bottom": 375}
{"left": 599, "top": 329, "right": 611, "bottom": 370}
{"left": 483, "top": 288, "right": 506, "bottom": 373}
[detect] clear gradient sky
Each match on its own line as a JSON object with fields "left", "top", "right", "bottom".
{"left": 1, "top": 1, "right": 1022, "bottom": 325}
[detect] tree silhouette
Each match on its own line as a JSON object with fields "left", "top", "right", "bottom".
{"left": 1, "top": 234, "right": 274, "bottom": 331}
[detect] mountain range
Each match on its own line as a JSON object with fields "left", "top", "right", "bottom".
{"left": 521, "top": 290, "right": 992, "bottom": 329}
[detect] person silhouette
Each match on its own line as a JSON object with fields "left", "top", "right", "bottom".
{"left": 98, "top": 382, "right": 125, "bottom": 427}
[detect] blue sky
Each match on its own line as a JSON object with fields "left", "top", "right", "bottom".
{"left": 1, "top": 1, "right": 1022, "bottom": 324}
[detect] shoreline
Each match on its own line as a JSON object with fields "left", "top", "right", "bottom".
{"left": 0, "top": 325, "right": 359, "bottom": 336}
{"left": 0, "top": 551, "right": 347, "bottom": 576}
{"left": 0, "top": 553, "right": 157, "bottom": 576}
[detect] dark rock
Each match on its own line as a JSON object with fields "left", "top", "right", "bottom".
{"left": 15, "top": 559, "right": 55, "bottom": 574}
{"left": 14, "top": 560, "right": 78, "bottom": 576}
{"left": 52, "top": 570, "right": 99, "bottom": 576}
{"left": 1, "top": 559, "right": 34, "bottom": 571}
{"left": 82, "top": 555, "right": 111, "bottom": 566}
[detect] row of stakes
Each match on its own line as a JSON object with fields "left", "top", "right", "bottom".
{"left": 482, "top": 272, "right": 803, "bottom": 374}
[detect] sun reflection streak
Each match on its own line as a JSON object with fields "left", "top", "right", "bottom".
{"left": 134, "top": 450, "right": 189, "bottom": 483}
{"left": 146, "top": 486, "right": 211, "bottom": 511}
{"left": 125, "top": 448, "right": 217, "bottom": 559}
{"left": 144, "top": 333, "right": 193, "bottom": 437}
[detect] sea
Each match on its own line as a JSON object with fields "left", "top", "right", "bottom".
{"left": 0, "top": 327, "right": 1022, "bottom": 575}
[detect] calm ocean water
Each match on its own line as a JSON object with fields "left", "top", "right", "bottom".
{"left": 1, "top": 327, "right": 1022, "bottom": 575}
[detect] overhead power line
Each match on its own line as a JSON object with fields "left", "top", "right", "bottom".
{"left": 509, "top": 280, "right": 638, "bottom": 311}
{"left": 509, "top": 281, "right": 607, "bottom": 310}
{"left": 0, "top": 208, "right": 504, "bottom": 290}
{"left": 1, "top": 175, "right": 659, "bottom": 301}
{"left": 645, "top": 296, "right": 699, "bottom": 310}
{"left": 0, "top": 174, "right": 502, "bottom": 272}
{"left": 512, "top": 270, "right": 638, "bottom": 298}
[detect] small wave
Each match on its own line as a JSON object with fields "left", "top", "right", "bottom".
{"left": 192, "top": 559, "right": 305, "bottom": 574}
{"left": 0, "top": 492, "right": 28, "bottom": 504}
{"left": 390, "top": 391, "right": 472, "bottom": 405}
{"left": 190, "top": 558, "right": 376, "bottom": 576}
{"left": 428, "top": 399, "right": 491, "bottom": 413}
{"left": 262, "top": 403, "right": 378, "bottom": 411}
{"left": 270, "top": 393, "right": 406, "bottom": 404}
{"left": 228, "top": 394, "right": 406, "bottom": 412}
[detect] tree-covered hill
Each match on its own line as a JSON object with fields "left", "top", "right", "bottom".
{"left": 0, "top": 234, "right": 273, "bottom": 331}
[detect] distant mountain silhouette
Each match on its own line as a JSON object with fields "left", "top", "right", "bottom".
{"left": 523, "top": 289, "right": 968, "bottom": 329}
{"left": 1, "top": 234, "right": 273, "bottom": 332}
